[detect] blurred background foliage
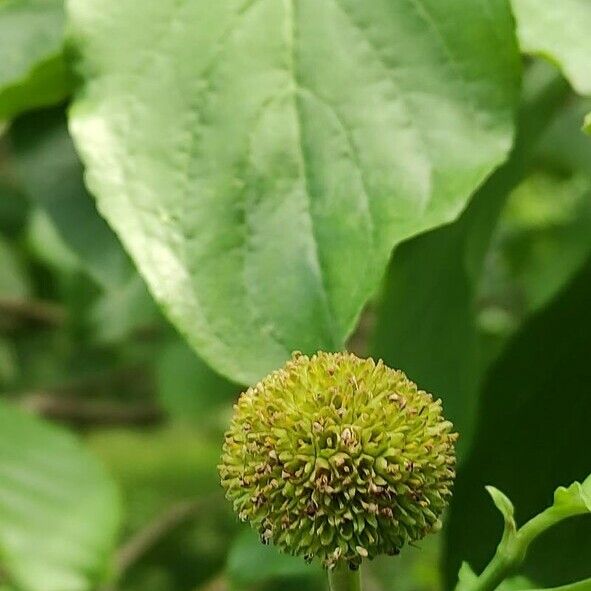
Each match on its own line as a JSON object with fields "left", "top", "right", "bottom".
{"left": 1, "top": 1, "right": 591, "bottom": 591}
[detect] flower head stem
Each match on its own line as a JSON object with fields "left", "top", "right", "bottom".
{"left": 464, "top": 508, "right": 575, "bottom": 591}
{"left": 328, "top": 565, "right": 362, "bottom": 591}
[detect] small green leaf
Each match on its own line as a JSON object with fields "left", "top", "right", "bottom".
{"left": 0, "top": 402, "right": 120, "bottom": 591}
{"left": 68, "top": 0, "right": 521, "bottom": 384}
{"left": 0, "top": 0, "right": 71, "bottom": 120}
{"left": 550, "top": 475, "right": 591, "bottom": 517}
{"left": 456, "top": 563, "right": 478, "bottom": 591}
{"left": 584, "top": 112, "right": 591, "bottom": 135}
{"left": 486, "top": 486, "right": 517, "bottom": 545}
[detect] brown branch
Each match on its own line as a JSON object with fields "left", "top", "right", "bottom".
{"left": 199, "top": 575, "right": 228, "bottom": 591}
{"left": 20, "top": 393, "right": 164, "bottom": 428}
{"left": 0, "top": 296, "right": 67, "bottom": 326}
{"left": 100, "top": 497, "right": 216, "bottom": 591}
{"left": 116, "top": 500, "right": 205, "bottom": 574}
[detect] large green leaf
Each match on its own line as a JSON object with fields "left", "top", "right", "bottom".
{"left": 0, "top": 403, "right": 120, "bottom": 591}
{"left": 444, "top": 257, "right": 591, "bottom": 589}
{"left": 11, "top": 108, "right": 132, "bottom": 289}
{"left": 68, "top": 0, "right": 520, "bottom": 384}
{"left": 0, "top": 0, "right": 71, "bottom": 121}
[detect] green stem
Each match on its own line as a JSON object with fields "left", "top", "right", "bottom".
{"left": 468, "top": 553, "right": 518, "bottom": 591}
{"left": 328, "top": 564, "right": 362, "bottom": 591}
{"left": 465, "top": 508, "right": 581, "bottom": 591}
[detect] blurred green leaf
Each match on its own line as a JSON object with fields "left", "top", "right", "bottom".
{"left": 476, "top": 96, "right": 591, "bottom": 345}
{"left": 444, "top": 257, "right": 591, "bottom": 588}
{"left": 0, "top": 236, "right": 29, "bottom": 298}
{"left": 0, "top": 0, "right": 71, "bottom": 121}
{"left": 500, "top": 578, "right": 537, "bottom": 591}
{"left": 68, "top": 0, "right": 520, "bottom": 384}
{"left": 365, "top": 534, "right": 442, "bottom": 591}
{"left": 536, "top": 99, "right": 591, "bottom": 178}
{"left": 226, "top": 528, "right": 322, "bottom": 591}
{"left": 89, "top": 429, "right": 233, "bottom": 591}
{"left": 478, "top": 170, "right": 591, "bottom": 327}
{"left": 0, "top": 337, "right": 18, "bottom": 386}
{"left": 26, "top": 207, "right": 80, "bottom": 274}
{"left": 11, "top": 108, "right": 132, "bottom": 289}
{"left": 526, "top": 580, "right": 591, "bottom": 591}
{"left": 88, "top": 428, "right": 221, "bottom": 531}
{"left": 90, "top": 275, "right": 160, "bottom": 344}
{"left": 0, "top": 180, "right": 28, "bottom": 237}
{"left": 156, "top": 339, "right": 238, "bottom": 426}
{"left": 0, "top": 402, "right": 120, "bottom": 591}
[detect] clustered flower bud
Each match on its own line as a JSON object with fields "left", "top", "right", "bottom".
{"left": 219, "top": 352, "right": 457, "bottom": 569}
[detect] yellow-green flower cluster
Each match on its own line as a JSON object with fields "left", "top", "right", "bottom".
{"left": 219, "top": 352, "right": 457, "bottom": 569}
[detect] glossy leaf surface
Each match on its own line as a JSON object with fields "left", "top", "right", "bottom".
{"left": 68, "top": 0, "right": 520, "bottom": 383}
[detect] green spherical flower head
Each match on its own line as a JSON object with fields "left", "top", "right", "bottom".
{"left": 219, "top": 352, "right": 457, "bottom": 569}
